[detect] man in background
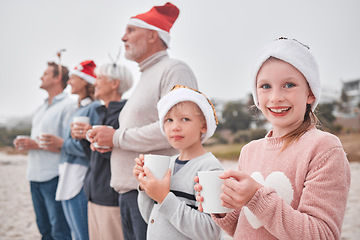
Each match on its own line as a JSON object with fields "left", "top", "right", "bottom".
{"left": 14, "top": 62, "right": 76, "bottom": 239}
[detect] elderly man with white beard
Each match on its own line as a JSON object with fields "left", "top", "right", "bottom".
{"left": 87, "top": 3, "right": 198, "bottom": 240}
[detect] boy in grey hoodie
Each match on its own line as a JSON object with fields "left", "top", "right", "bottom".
{"left": 133, "top": 85, "right": 223, "bottom": 240}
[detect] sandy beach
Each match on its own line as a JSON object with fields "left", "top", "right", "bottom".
{"left": 0, "top": 153, "right": 359, "bottom": 239}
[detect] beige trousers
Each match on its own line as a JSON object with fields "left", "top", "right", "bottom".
{"left": 88, "top": 201, "right": 124, "bottom": 240}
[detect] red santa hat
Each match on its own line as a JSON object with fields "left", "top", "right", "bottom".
{"left": 69, "top": 60, "right": 96, "bottom": 84}
{"left": 128, "top": 2, "right": 179, "bottom": 47}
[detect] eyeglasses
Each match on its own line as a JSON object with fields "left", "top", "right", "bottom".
{"left": 171, "top": 85, "right": 218, "bottom": 125}
{"left": 277, "top": 37, "right": 310, "bottom": 49}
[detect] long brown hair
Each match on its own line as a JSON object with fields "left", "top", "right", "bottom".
{"left": 280, "top": 103, "right": 319, "bottom": 151}
{"left": 77, "top": 83, "right": 95, "bottom": 106}
{"left": 85, "top": 83, "right": 95, "bottom": 101}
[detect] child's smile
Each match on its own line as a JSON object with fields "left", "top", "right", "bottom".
{"left": 256, "top": 58, "right": 315, "bottom": 137}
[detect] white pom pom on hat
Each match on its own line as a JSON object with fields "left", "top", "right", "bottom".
{"left": 251, "top": 37, "right": 321, "bottom": 111}
{"left": 157, "top": 86, "right": 218, "bottom": 144}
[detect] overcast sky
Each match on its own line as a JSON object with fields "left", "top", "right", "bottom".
{"left": 1, "top": 0, "right": 359, "bottom": 123}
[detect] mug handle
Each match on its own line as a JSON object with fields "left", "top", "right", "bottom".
{"left": 86, "top": 129, "right": 92, "bottom": 142}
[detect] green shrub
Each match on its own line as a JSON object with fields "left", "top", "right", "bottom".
{"left": 233, "top": 128, "right": 267, "bottom": 143}
{"left": 0, "top": 127, "right": 31, "bottom": 147}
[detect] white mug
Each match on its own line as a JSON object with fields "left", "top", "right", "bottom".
{"left": 86, "top": 125, "right": 113, "bottom": 149}
{"left": 73, "top": 116, "right": 90, "bottom": 125}
{"left": 14, "top": 135, "right": 30, "bottom": 150}
{"left": 38, "top": 132, "right": 50, "bottom": 149}
{"left": 144, "top": 154, "right": 171, "bottom": 179}
{"left": 198, "top": 170, "right": 232, "bottom": 214}
{"left": 73, "top": 116, "right": 90, "bottom": 137}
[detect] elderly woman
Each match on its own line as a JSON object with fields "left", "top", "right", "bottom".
{"left": 79, "top": 63, "right": 133, "bottom": 240}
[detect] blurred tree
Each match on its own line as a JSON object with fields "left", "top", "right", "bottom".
{"left": 316, "top": 103, "right": 336, "bottom": 130}
{"left": 337, "top": 89, "right": 350, "bottom": 113}
{"left": 219, "top": 101, "right": 252, "bottom": 133}
{"left": 245, "top": 93, "right": 268, "bottom": 129}
{"left": 0, "top": 126, "right": 31, "bottom": 147}
{"left": 246, "top": 93, "right": 257, "bottom": 116}
{"left": 340, "top": 89, "right": 349, "bottom": 102}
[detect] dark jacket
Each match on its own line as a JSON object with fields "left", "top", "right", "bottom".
{"left": 82, "top": 100, "right": 126, "bottom": 206}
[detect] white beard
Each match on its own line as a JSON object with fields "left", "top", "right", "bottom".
{"left": 124, "top": 38, "right": 148, "bottom": 61}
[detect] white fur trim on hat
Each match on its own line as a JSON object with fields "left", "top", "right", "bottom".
{"left": 251, "top": 38, "right": 321, "bottom": 111}
{"left": 69, "top": 69, "right": 96, "bottom": 84}
{"left": 157, "top": 88, "right": 217, "bottom": 144}
{"left": 128, "top": 18, "right": 171, "bottom": 47}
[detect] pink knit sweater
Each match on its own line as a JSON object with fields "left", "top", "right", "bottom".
{"left": 213, "top": 127, "right": 351, "bottom": 239}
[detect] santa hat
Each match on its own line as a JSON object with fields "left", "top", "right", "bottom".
{"left": 157, "top": 85, "right": 218, "bottom": 144}
{"left": 128, "top": 2, "right": 179, "bottom": 47}
{"left": 69, "top": 60, "right": 96, "bottom": 84}
{"left": 251, "top": 37, "right": 321, "bottom": 111}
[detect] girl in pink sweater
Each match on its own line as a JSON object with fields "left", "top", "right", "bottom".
{"left": 195, "top": 38, "right": 351, "bottom": 239}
